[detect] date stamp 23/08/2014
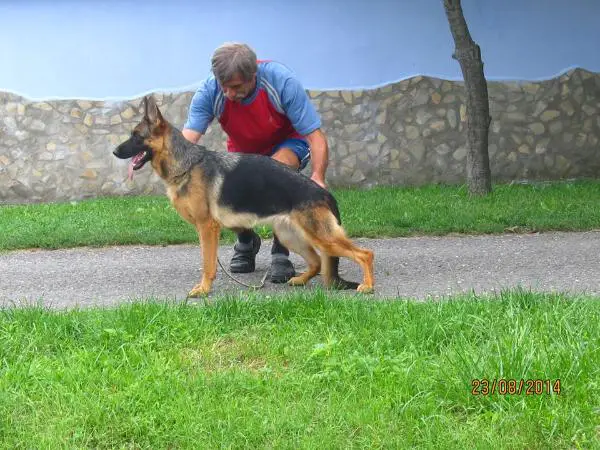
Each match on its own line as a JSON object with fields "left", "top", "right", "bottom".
{"left": 471, "top": 379, "right": 561, "bottom": 396}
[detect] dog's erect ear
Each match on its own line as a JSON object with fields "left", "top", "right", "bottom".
{"left": 142, "top": 95, "right": 164, "bottom": 125}
{"left": 138, "top": 96, "right": 149, "bottom": 116}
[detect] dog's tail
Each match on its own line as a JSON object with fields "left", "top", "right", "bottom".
{"left": 322, "top": 193, "right": 360, "bottom": 290}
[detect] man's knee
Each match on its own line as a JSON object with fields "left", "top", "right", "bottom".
{"left": 271, "top": 147, "right": 300, "bottom": 170}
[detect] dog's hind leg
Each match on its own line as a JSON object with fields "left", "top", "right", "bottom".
{"left": 320, "top": 255, "right": 359, "bottom": 290}
{"left": 293, "top": 206, "right": 374, "bottom": 294}
{"left": 317, "top": 238, "right": 374, "bottom": 293}
{"left": 188, "top": 218, "right": 221, "bottom": 297}
{"left": 272, "top": 217, "right": 321, "bottom": 287}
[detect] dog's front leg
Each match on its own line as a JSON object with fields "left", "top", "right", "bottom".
{"left": 188, "top": 218, "right": 221, "bottom": 297}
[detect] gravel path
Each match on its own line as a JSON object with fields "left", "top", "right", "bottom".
{"left": 1, "top": 231, "right": 598, "bottom": 308}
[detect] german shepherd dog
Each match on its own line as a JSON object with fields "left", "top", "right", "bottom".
{"left": 113, "top": 95, "right": 374, "bottom": 298}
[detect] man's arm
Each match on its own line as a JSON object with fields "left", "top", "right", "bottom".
{"left": 305, "top": 128, "right": 328, "bottom": 189}
{"left": 182, "top": 78, "right": 217, "bottom": 144}
{"left": 274, "top": 66, "right": 329, "bottom": 188}
{"left": 182, "top": 128, "right": 203, "bottom": 144}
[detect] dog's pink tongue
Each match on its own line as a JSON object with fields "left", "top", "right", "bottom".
{"left": 128, "top": 161, "right": 134, "bottom": 181}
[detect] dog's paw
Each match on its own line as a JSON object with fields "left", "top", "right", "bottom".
{"left": 287, "top": 275, "right": 308, "bottom": 287}
{"left": 188, "top": 283, "right": 211, "bottom": 298}
{"left": 357, "top": 284, "right": 374, "bottom": 294}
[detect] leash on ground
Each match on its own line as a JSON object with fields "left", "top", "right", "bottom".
{"left": 217, "top": 256, "right": 270, "bottom": 290}
{"left": 183, "top": 253, "right": 269, "bottom": 304}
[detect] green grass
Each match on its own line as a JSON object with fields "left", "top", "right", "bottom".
{"left": 2, "top": 180, "right": 600, "bottom": 251}
{"left": 3, "top": 180, "right": 599, "bottom": 448}
{"left": 1, "top": 289, "right": 599, "bottom": 448}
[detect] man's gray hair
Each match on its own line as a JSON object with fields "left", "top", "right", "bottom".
{"left": 211, "top": 42, "right": 258, "bottom": 85}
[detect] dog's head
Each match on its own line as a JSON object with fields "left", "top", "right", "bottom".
{"left": 113, "top": 95, "right": 168, "bottom": 180}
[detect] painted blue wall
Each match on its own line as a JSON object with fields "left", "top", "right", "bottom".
{"left": 0, "top": 0, "right": 598, "bottom": 100}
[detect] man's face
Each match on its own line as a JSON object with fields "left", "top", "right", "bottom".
{"left": 221, "top": 72, "right": 256, "bottom": 102}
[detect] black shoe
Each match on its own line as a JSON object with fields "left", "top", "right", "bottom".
{"left": 229, "top": 232, "right": 261, "bottom": 273}
{"left": 270, "top": 253, "right": 295, "bottom": 283}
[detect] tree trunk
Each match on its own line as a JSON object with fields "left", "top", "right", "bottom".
{"left": 443, "top": 0, "right": 492, "bottom": 195}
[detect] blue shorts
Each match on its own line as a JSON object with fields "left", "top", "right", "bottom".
{"left": 270, "top": 138, "right": 311, "bottom": 171}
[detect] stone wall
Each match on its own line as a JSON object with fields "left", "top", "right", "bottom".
{"left": 1, "top": 68, "right": 599, "bottom": 204}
